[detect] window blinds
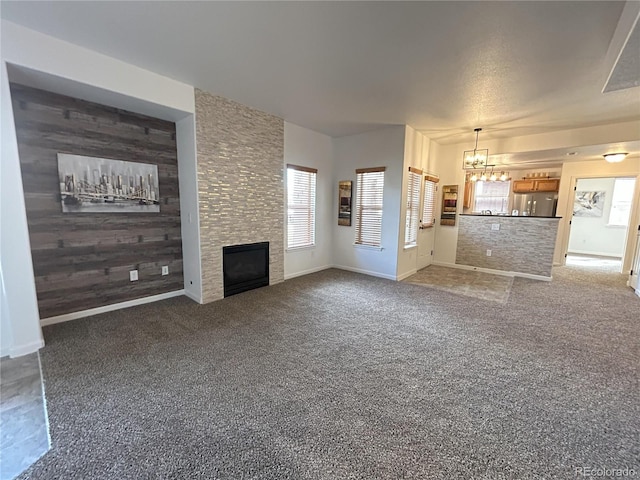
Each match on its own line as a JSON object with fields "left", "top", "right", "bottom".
{"left": 355, "top": 167, "right": 386, "bottom": 247}
{"left": 287, "top": 164, "right": 317, "bottom": 249}
{"left": 405, "top": 168, "right": 422, "bottom": 246}
{"left": 422, "top": 175, "right": 439, "bottom": 228}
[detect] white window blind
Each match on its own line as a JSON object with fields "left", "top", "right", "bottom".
{"left": 355, "top": 167, "right": 386, "bottom": 247}
{"left": 404, "top": 168, "right": 422, "bottom": 246}
{"left": 473, "top": 180, "right": 511, "bottom": 214}
{"left": 422, "top": 175, "right": 439, "bottom": 228}
{"left": 287, "top": 164, "right": 317, "bottom": 249}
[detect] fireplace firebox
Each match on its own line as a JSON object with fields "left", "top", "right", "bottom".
{"left": 223, "top": 242, "right": 269, "bottom": 297}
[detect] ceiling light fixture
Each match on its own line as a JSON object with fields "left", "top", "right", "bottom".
{"left": 463, "top": 128, "right": 489, "bottom": 170}
{"left": 603, "top": 153, "right": 627, "bottom": 163}
{"left": 499, "top": 172, "right": 508, "bottom": 182}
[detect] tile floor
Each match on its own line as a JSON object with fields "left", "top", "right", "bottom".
{"left": 403, "top": 265, "right": 514, "bottom": 304}
{"left": 0, "top": 353, "right": 49, "bottom": 480}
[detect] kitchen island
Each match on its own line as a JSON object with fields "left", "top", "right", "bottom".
{"left": 455, "top": 214, "right": 561, "bottom": 279}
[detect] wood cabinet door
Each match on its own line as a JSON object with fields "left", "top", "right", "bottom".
{"left": 463, "top": 181, "right": 472, "bottom": 208}
{"left": 513, "top": 179, "right": 536, "bottom": 193}
{"left": 535, "top": 178, "right": 560, "bottom": 192}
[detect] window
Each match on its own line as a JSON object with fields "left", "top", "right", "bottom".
{"left": 404, "top": 168, "right": 422, "bottom": 246}
{"left": 608, "top": 178, "right": 636, "bottom": 227}
{"left": 355, "top": 167, "right": 385, "bottom": 247}
{"left": 422, "top": 175, "right": 438, "bottom": 228}
{"left": 287, "top": 164, "right": 317, "bottom": 249}
{"left": 473, "top": 180, "right": 511, "bottom": 214}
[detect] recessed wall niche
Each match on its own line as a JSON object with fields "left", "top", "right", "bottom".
{"left": 10, "top": 83, "right": 184, "bottom": 319}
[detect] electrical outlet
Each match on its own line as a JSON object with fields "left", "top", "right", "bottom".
{"left": 129, "top": 270, "right": 138, "bottom": 281}
{"left": 486, "top": 249, "right": 492, "bottom": 257}
{"left": 162, "top": 266, "right": 169, "bottom": 276}
{"left": 491, "top": 223, "right": 500, "bottom": 231}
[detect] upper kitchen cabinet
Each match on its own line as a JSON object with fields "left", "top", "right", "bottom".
{"left": 513, "top": 178, "right": 560, "bottom": 193}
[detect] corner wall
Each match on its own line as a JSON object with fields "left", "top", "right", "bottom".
{"left": 396, "top": 126, "right": 432, "bottom": 279}
{"left": 332, "top": 126, "right": 406, "bottom": 280}
{"left": 195, "top": 89, "right": 284, "bottom": 302}
{"left": 1, "top": 20, "right": 196, "bottom": 353}
{"left": 284, "top": 122, "right": 333, "bottom": 279}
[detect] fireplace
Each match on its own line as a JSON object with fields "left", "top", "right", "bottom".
{"left": 223, "top": 242, "right": 269, "bottom": 297}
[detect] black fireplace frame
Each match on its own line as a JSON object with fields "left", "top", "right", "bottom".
{"left": 222, "top": 242, "right": 269, "bottom": 297}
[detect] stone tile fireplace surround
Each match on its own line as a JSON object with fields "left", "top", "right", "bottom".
{"left": 195, "top": 90, "right": 285, "bottom": 303}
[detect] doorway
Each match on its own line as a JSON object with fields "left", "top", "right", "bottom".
{"left": 567, "top": 177, "right": 636, "bottom": 272}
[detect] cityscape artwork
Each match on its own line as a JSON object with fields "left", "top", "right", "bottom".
{"left": 57, "top": 153, "right": 160, "bottom": 213}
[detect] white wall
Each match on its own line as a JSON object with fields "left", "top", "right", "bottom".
{"left": 1, "top": 21, "right": 197, "bottom": 354}
{"left": 176, "top": 116, "right": 203, "bottom": 302}
{"left": 284, "top": 122, "right": 333, "bottom": 279}
{"left": 0, "top": 265, "right": 12, "bottom": 356}
{"left": 430, "top": 142, "right": 467, "bottom": 266}
{"left": 568, "top": 177, "right": 629, "bottom": 257}
{"left": 332, "top": 126, "right": 406, "bottom": 280}
{"left": 556, "top": 157, "right": 640, "bottom": 271}
{"left": 0, "top": 61, "right": 43, "bottom": 357}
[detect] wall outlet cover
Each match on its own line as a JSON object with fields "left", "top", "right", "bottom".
{"left": 129, "top": 270, "right": 138, "bottom": 281}
{"left": 162, "top": 266, "right": 169, "bottom": 275}
{"left": 486, "top": 249, "right": 492, "bottom": 257}
{"left": 491, "top": 223, "right": 500, "bottom": 231}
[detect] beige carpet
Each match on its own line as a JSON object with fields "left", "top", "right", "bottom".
{"left": 403, "top": 264, "right": 514, "bottom": 304}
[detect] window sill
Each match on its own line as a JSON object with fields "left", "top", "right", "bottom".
{"left": 353, "top": 243, "right": 383, "bottom": 251}
{"left": 403, "top": 244, "right": 417, "bottom": 251}
{"left": 286, "top": 244, "right": 316, "bottom": 252}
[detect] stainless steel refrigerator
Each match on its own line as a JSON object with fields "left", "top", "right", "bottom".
{"left": 512, "top": 192, "right": 558, "bottom": 217}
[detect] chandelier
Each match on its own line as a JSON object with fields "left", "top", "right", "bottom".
{"left": 463, "top": 128, "right": 489, "bottom": 170}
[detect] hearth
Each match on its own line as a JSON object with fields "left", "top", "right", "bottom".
{"left": 223, "top": 242, "right": 269, "bottom": 297}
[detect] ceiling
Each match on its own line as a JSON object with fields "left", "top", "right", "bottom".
{"left": 2, "top": 1, "right": 639, "bottom": 158}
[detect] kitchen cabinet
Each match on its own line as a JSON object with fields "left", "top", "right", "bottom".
{"left": 513, "top": 178, "right": 560, "bottom": 193}
{"left": 463, "top": 181, "right": 472, "bottom": 208}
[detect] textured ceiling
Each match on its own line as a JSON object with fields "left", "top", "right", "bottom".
{"left": 2, "top": 1, "right": 639, "bottom": 145}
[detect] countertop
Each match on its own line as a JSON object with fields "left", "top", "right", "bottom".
{"left": 459, "top": 214, "right": 562, "bottom": 219}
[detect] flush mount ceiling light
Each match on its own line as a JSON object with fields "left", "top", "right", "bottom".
{"left": 603, "top": 153, "right": 627, "bottom": 163}
{"left": 463, "top": 128, "right": 489, "bottom": 170}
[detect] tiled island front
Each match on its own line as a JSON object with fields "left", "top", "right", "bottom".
{"left": 456, "top": 215, "right": 561, "bottom": 279}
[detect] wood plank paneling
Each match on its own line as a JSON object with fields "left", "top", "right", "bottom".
{"left": 10, "top": 83, "right": 184, "bottom": 319}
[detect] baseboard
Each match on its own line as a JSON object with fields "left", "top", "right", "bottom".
{"left": 431, "top": 261, "right": 552, "bottom": 282}
{"left": 183, "top": 289, "right": 203, "bottom": 304}
{"left": 5, "top": 339, "right": 45, "bottom": 358}
{"left": 40, "top": 290, "right": 185, "bottom": 326}
{"left": 567, "top": 250, "right": 622, "bottom": 259}
{"left": 396, "top": 269, "right": 417, "bottom": 281}
{"left": 284, "top": 265, "right": 331, "bottom": 280}
{"left": 331, "top": 265, "right": 396, "bottom": 281}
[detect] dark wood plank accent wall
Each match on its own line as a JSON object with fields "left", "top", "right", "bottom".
{"left": 10, "top": 84, "right": 184, "bottom": 319}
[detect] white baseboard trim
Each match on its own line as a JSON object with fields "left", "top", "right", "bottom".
{"left": 183, "top": 289, "right": 203, "bottom": 304}
{"left": 6, "top": 339, "right": 45, "bottom": 358}
{"left": 396, "top": 269, "right": 417, "bottom": 281}
{"left": 567, "top": 250, "right": 622, "bottom": 259}
{"left": 40, "top": 290, "right": 185, "bottom": 327}
{"left": 331, "top": 265, "right": 396, "bottom": 281}
{"left": 284, "top": 265, "right": 332, "bottom": 280}
{"left": 431, "top": 261, "right": 552, "bottom": 282}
